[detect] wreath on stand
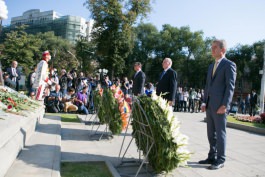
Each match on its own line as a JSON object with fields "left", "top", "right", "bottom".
{"left": 93, "top": 86, "right": 130, "bottom": 135}
{"left": 132, "top": 94, "right": 191, "bottom": 173}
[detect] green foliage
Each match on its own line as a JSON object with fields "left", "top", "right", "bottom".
{"left": 1, "top": 25, "right": 41, "bottom": 75}
{"left": 130, "top": 24, "right": 209, "bottom": 87}
{"left": 75, "top": 36, "right": 97, "bottom": 75}
{"left": 0, "top": 26, "right": 78, "bottom": 76}
{"left": 84, "top": 0, "right": 151, "bottom": 78}
{"left": 93, "top": 88, "right": 122, "bottom": 134}
{"left": 93, "top": 90, "right": 107, "bottom": 124}
{"left": 60, "top": 114, "right": 79, "bottom": 123}
{"left": 35, "top": 32, "right": 78, "bottom": 71}
{"left": 132, "top": 96, "right": 190, "bottom": 173}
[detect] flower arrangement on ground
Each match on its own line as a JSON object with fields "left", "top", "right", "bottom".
{"left": 0, "top": 87, "right": 41, "bottom": 116}
{"left": 235, "top": 114, "right": 264, "bottom": 124}
{"left": 132, "top": 93, "right": 191, "bottom": 173}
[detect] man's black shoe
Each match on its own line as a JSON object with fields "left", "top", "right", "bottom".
{"left": 198, "top": 158, "right": 216, "bottom": 164}
{"left": 207, "top": 161, "right": 224, "bottom": 170}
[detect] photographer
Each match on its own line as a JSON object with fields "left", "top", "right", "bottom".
{"left": 63, "top": 87, "right": 78, "bottom": 113}
{"left": 47, "top": 84, "right": 64, "bottom": 113}
{"left": 50, "top": 68, "right": 59, "bottom": 92}
{"left": 59, "top": 69, "right": 68, "bottom": 96}
{"left": 68, "top": 68, "right": 77, "bottom": 89}
{"left": 76, "top": 72, "right": 88, "bottom": 92}
{"left": 74, "top": 86, "right": 89, "bottom": 115}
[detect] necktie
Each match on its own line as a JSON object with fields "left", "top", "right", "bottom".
{"left": 12, "top": 68, "right": 16, "bottom": 82}
{"left": 160, "top": 71, "right": 166, "bottom": 80}
{"left": 134, "top": 72, "right": 138, "bottom": 78}
{"left": 212, "top": 62, "right": 218, "bottom": 77}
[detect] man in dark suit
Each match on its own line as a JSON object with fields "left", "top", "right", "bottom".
{"left": 156, "top": 58, "right": 177, "bottom": 106}
{"left": 132, "top": 62, "right": 146, "bottom": 96}
{"left": 249, "top": 90, "right": 257, "bottom": 116}
{"left": 199, "top": 39, "right": 237, "bottom": 170}
{"left": 6, "top": 61, "right": 21, "bottom": 91}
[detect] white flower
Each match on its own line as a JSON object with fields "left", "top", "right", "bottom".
{"left": 177, "top": 146, "right": 190, "bottom": 155}
{"left": 151, "top": 92, "right": 158, "bottom": 100}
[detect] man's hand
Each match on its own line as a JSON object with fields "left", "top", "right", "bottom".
{"left": 217, "top": 105, "right": 226, "bottom": 114}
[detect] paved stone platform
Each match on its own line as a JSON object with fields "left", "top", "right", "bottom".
{"left": 61, "top": 112, "right": 265, "bottom": 177}
{"left": 5, "top": 112, "right": 264, "bottom": 177}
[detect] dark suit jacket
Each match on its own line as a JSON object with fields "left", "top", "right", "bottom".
{"left": 132, "top": 70, "right": 146, "bottom": 95}
{"left": 250, "top": 93, "right": 257, "bottom": 106}
{"left": 204, "top": 58, "right": 237, "bottom": 111}
{"left": 156, "top": 67, "right": 177, "bottom": 101}
{"left": 6, "top": 67, "right": 21, "bottom": 83}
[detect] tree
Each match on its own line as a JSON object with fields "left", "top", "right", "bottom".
{"left": 0, "top": 26, "right": 78, "bottom": 76}
{"left": 35, "top": 31, "right": 78, "bottom": 72}
{"left": 0, "top": 25, "right": 41, "bottom": 75}
{"left": 126, "top": 23, "right": 159, "bottom": 79}
{"left": 75, "top": 36, "right": 97, "bottom": 75}
{"left": 84, "top": 0, "right": 151, "bottom": 78}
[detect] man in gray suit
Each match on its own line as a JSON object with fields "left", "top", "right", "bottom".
{"left": 199, "top": 39, "right": 237, "bottom": 170}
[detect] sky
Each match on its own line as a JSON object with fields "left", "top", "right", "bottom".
{"left": 2, "top": 0, "right": 265, "bottom": 49}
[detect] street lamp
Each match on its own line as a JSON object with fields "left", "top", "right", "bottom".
{"left": 98, "top": 68, "right": 108, "bottom": 87}
{"left": 259, "top": 44, "right": 265, "bottom": 114}
{"left": 0, "top": 0, "right": 8, "bottom": 86}
{"left": 0, "top": 0, "right": 8, "bottom": 34}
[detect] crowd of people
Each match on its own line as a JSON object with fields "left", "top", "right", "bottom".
{"left": 2, "top": 39, "right": 256, "bottom": 170}
{"left": 1, "top": 55, "right": 179, "bottom": 116}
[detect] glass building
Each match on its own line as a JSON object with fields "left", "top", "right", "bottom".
{"left": 2, "top": 9, "right": 93, "bottom": 44}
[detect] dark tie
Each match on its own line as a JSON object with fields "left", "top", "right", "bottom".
{"left": 134, "top": 72, "right": 138, "bottom": 78}
{"left": 160, "top": 71, "right": 166, "bottom": 80}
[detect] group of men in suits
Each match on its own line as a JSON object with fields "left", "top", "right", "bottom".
{"left": 132, "top": 39, "right": 237, "bottom": 170}
{"left": 132, "top": 58, "right": 178, "bottom": 106}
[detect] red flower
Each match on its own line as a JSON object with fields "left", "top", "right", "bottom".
{"left": 7, "top": 105, "right": 12, "bottom": 109}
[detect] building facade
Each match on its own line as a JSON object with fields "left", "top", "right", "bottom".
{"left": 4, "top": 9, "right": 93, "bottom": 44}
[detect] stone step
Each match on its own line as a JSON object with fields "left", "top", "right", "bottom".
{"left": 4, "top": 115, "right": 61, "bottom": 177}
{"left": 0, "top": 107, "right": 44, "bottom": 177}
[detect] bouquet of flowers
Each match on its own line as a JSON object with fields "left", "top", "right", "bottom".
{"left": 0, "top": 87, "right": 41, "bottom": 116}
{"left": 132, "top": 93, "right": 191, "bottom": 173}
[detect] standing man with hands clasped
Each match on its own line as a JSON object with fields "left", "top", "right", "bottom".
{"left": 132, "top": 62, "right": 146, "bottom": 96}
{"left": 199, "top": 39, "right": 237, "bottom": 170}
{"left": 156, "top": 58, "right": 177, "bottom": 106}
{"left": 6, "top": 61, "right": 21, "bottom": 91}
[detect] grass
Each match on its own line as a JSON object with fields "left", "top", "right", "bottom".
{"left": 61, "top": 162, "right": 113, "bottom": 177}
{"left": 227, "top": 115, "right": 265, "bottom": 129}
{"left": 45, "top": 113, "right": 80, "bottom": 123}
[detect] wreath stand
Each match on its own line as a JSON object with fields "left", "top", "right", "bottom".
{"left": 117, "top": 97, "right": 155, "bottom": 177}
{"left": 86, "top": 94, "right": 113, "bottom": 141}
